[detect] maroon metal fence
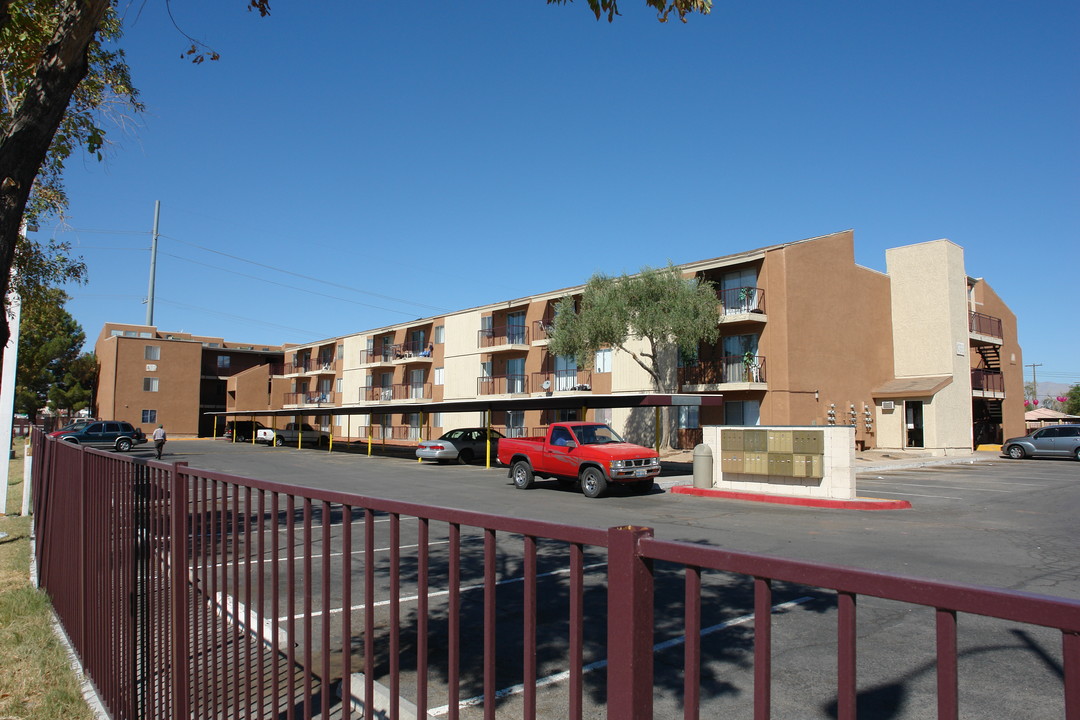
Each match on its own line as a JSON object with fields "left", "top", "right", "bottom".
{"left": 32, "top": 431, "right": 1080, "bottom": 719}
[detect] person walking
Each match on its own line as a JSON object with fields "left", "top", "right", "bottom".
{"left": 152, "top": 424, "right": 167, "bottom": 459}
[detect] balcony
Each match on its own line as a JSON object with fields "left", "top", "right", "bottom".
{"left": 717, "top": 286, "right": 766, "bottom": 324}
{"left": 969, "top": 312, "right": 1003, "bottom": 343}
{"left": 478, "top": 325, "right": 530, "bottom": 352}
{"left": 359, "top": 347, "right": 399, "bottom": 366}
{"left": 678, "top": 356, "right": 767, "bottom": 391}
{"left": 531, "top": 370, "right": 592, "bottom": 393}
{"left": 283, "top": 391, "right": 338, "bottom": 406}
{"left": 478, "top": 374, "right": 529, "bottom": 396}
{"left": 532, "top": 318, "right": 555, "bottom": 345}
{"left": 971, "top": 368, "right": 1005, "bottom": 398}
{"left": 362, "top": 383, "right": 433, "bottom": 402}
{"left": 392, "top": 340, "right": 435, "bottom": 364}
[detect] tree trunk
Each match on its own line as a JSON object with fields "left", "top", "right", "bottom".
{"left": 0, "top": 0, "right": 109, "bottom": 374}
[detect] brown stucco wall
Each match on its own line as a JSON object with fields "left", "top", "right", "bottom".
{"left": 105, "top": 336, "right": 203, "bottom": 436}
{"left": 972, "top": 279, "right": 1025, "bottom": 440}
{"left": 761, "top": 231, "right": 895, "bottom": 447}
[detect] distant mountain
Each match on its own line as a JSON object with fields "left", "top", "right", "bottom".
{"left": 1031, "top": 381, "right": 1075, "bottom": 398}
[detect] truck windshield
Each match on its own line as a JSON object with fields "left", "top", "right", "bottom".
{"left": 574, "top": 424, "right": 624, "bottom": 445}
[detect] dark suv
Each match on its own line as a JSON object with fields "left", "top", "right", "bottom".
{"left": 222, "top": 420, "right": 266, "bottom": 442}
{"left": 1002, "top": 424, "right": 1080, "bottom": 461}
{"left": 48, "top": 421, "right": 147, "bottom": 452}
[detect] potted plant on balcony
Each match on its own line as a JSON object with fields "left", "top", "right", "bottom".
{"left": 742, "top": 350, "right": 760, "bottom": 382}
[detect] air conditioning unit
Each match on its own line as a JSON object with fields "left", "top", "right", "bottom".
{"left": 881, "top": 401, "right": 895, "bottom": 410}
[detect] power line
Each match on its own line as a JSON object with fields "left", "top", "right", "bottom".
{"left": 158, "top": 251, "right": 425, "bottom": 318}
{"left": 160, "top": 233, "right": 450, "bottom": 314}
{"left": 153, "top": 298, "right": 331, "bottom": 338}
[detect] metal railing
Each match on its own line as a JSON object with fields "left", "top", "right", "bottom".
{"left": 478, "top": 325, "right": 530, "bottom": 348}
{"left": 971, "top": 368, "right": 1005, "bottom": 393}
{"left": 717, "top": 286, "right": 766, "bottom": 316}
{"left": 31, "top": 432, "right": 1080, "bottom": 720}
{"left": 359, "top": 347, "right": 400, "bottom": 365}
{"left": 283, "top": 390, "right": 338, "bottom": 405}
{"left": 679, "top": 356, "right": 767, "bottom": 386}
{"left": 478, "top": 374, "right": 529, "bottom": 395}
{"left": 362, "top": 383, "right": 432, "bottom": 402}
{"left": 531, "top": 369, "right": 592, "bottom": 392}
{"left": 969, "top": 311, "right": 1003, "bottom": 339}
{"left": 533, "top": 318, "right": 556, "bottom": 341}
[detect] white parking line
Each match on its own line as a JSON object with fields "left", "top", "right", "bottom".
{"left": 429, "top": 596, "right": 815, "bottom": 716}
{"left": 209, "top": 540, "right": 451, "bottom": 571}
{"left": 285, "top": 562, "right": 610, "bottom": 622}
{"left": 857, "top": 481, "right": 1012, "bottom": 493}
{"left": 861, "top": 490, "right": 963, "bottom": 500}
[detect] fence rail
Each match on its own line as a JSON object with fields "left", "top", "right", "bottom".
{"left": 31, "top": 431, "right": 1080, "bottom": 719}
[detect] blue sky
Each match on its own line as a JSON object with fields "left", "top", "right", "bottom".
{"left": 45, "top": 0, "right": 1078, "bottom": 388}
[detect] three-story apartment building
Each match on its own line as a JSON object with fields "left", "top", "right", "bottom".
{"left": 102, "top": 231, "right": 1024, "bottom": 453}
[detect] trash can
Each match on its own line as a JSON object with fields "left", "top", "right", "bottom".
{"left": 692, "top": 444, "right": 713, "bottom": 489}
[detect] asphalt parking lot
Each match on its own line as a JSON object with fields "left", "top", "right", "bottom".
{"left": 146, "top": 440, "right": 1080, "bottom": 718}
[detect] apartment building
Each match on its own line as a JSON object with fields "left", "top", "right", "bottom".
{"left": 94, "top": 324, "right": 285, "bottom": 437}
{"left": 215, "top": 231, "right": 1023, "bottom": 454}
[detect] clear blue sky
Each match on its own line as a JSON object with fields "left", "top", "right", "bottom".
{"left": 46, "top": 0, "right": 1078, "bottom": 388}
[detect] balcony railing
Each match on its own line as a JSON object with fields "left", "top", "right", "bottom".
{"left": 533, "top": 317, "right": 556, "bottom": 341}
{"left": 478, "top": 325, "right": 529, "bottom": 348}
{"left": 969, "top": 311, "right": 1003, "bottom": 339}
{"left": 492, "top": 425, "right": 533, "bottom": 438}
{"left": 718, "top": 286, "right": 765, "bottom": 316}
{"left": 971, "top": 368, "right": 1005, "bottom": 393}
{"left": 397, "top": 340, "right": 435, "bottom": 359}
{"left": 532, "top": 369, "right": 592, "bottom": 392}
{"left": 283, "top": 391, "right": 337, "bottom": 405}
{"left": 362, "top": 383, "right": 432, "bottom": 402}
{"left": 679, "top": 356, "right": 767, "bottom": 386}
{"left": 478, "top": 374, "right": 528, "bottom": 395}
{"left": 359, "top": 347, "right": 400, "bottom": 365}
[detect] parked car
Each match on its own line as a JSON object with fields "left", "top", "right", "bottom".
{"left": 48, "top": 421, "right": 146, "bottom": 452}
{"left": 497, "top": 422, "right": 660, "bottom": 498}
{"left": 1002, "top": 424, "right": 1080, "bottom": 461}
{"left": 416, "top": 428, "right": 505, "bottom": 464}
{"left": 222, "top": 420, "right": 266, "bottom": 442}
{"left": 256, "top": 423, "right": 331, "bottom": 447}
{"left": 55, "top": 417, "right": 98, "bottom": 432}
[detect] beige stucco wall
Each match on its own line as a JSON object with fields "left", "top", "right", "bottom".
{"left": 885, "top": 240, "right": 973, "bottom": 452}
{"left": 443, "top": 309, "right": 484, "bottom": 400}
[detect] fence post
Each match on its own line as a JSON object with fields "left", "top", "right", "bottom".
{"left": 607, "top": 525, "right": 654, "bottom": 720}
{"left": 170, "top": 463, "right": 191, "bottom": 720}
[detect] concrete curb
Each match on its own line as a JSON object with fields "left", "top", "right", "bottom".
{"left": 669, "top": 485, "right": 912, "bottom": 510}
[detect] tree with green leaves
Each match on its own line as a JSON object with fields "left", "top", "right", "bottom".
{"left": 14, "top": 287, "right": 85, "bottom": 419}
{"left": 1063, "top": 385, "right": 1080, "bottom": 417}
{"left": 48, "top": 350, "right": 96, "bottom": 417}
{"left": 549, "top": 263, "right": 719, "bottom": 392}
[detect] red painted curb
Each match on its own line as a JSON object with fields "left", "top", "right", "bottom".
{"left": 670, "top": 485, "right": 912, "bottom": 510}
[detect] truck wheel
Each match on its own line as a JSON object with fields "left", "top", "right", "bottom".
{"left": 512, "top": 461, "right": 534, "bottom": 489}
{"left": 274, "top": 435, "right": 284, "bottom": 447}
{"left": 581, "top": 467, "right": 608, "bottom": 498}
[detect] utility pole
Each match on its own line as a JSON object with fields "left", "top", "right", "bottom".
{"left": 1026, "top": 362, "right": 1042, "bottom": 404}
{"left": 145, "top": 200, "right": 160, "bottom": 326}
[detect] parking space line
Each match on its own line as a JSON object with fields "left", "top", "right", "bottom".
{"left": 862, "top": 490, "right": 963, "bottom": 500}
{"left": 210, "top": 540, "right": 451, "bottom": 571}
{"left": 857, "top": 481, "right": 1013, "bottom": 493}
{"left": 429, "top": 596, "right": 815, "bottom": 716}
{"left": 287, "top": 562, "right": 610, "bottom": 622}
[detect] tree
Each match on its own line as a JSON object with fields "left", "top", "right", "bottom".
{"left": 549, "top": 263, "right": 719, "bottom": 392}
{"left": 14, "top": 286, "right": 85, "bottom": 418}
{"left": 48, "top": 351, "right": 96, "bottom": 417}
{"left": 1063, "top": 385, "right": 1080, "bottom": 417}
{"left": 0, "top": 0, "right": 709, "bottom": 376}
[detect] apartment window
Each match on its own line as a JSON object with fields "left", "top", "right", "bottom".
{"left": 111, "top": 330, "right": 122, "bottom": 337}
{"left": 143, "top": 377, "right": 159, "bottom": 392}
{"left": 337, "top": 344, "right": 344, "bottom": 360}
{"left": 431, "top": 412, "right": 443, "bottom": 428}
{"left": 724, "top": 400, "right": 760, "bottom": 426}
{"left": 678, "top": 406, "right": 700, "bottom": 429}
{"left": 145, "top": 345, "right": 161, "bottom": 360}
{"left": 335, "top": 378, "right": 343, "bottom": 393}
{"left": 434, "top": 367, "right": 444, "bottom": 386}
{"left": 594, "top": 408, "right": 612, "bottom": 425}
{"left": 141, "top": 409, "right": 157, "bottom": 424}
{"left": 217, "top": 355, "right": 231, "bottom": 369}
{"left": 555, "top": 409, "right": 578, "bottom": 423}
{"left": 594, "top": 348, "right": 612, "bottom": 373}
{"left": 434, "top": 325, "right": 445, "bottom": 344}
{"left": 124, "top": 330, "right": 137, "bottom": 337}
{"left": 506, "top": 410, "right": 525, "bottom": 437}
{"left": 139, "top": 332, "right": 153, "bottom": 338}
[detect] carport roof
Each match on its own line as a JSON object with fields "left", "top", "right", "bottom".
{"left": 210, "top": 392, "right": 723, "bottom": 417}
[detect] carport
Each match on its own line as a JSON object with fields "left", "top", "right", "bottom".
{"left": 208, "top": 393, "right": 723, "bottom": 466}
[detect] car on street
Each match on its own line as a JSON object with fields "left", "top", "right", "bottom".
{"left": 256, "top": 423, "right": 331, "bottom": 447}
{"left": 416, "top": 428, "right": 505, "bottom": 464}
{"left": 48, "top": 420, "right": 146, "bottom": 452}
{"left": 1002, "top": 424, "right": 1080, "bottom": 460}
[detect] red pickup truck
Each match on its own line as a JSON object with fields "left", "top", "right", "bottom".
{"left": 497, "top": 422, "right": 661, "bottom": 498}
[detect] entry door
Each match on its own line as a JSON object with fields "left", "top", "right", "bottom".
{"left": 506, "top": 357, "right": 525, "bottom": 393}
{"left": 380, "top": 372, "right": 393, "bottom": 401}
{"left": 409, "top": 369, "right": 425, "bottom": 399}
{"left": 554, "top": 354, "right": 577, "bottom": 391}
{"left": 905, "top": 401, "right": 924, "bottom": 448}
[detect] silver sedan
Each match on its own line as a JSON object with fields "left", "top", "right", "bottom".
{"left": 416, "top": 428, "right": 505, "bottom": 464}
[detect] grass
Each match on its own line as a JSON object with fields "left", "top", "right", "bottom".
{"left": 0, "top": 442, "right": 94, "bottom": 720}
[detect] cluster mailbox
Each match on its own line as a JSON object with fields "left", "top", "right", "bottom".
{"left": 720, "top": 428, "right": 825, "bottom": 479}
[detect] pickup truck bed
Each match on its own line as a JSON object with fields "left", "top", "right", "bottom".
{"left": 497, "top": 422, "right": 660, "bottom": 498}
